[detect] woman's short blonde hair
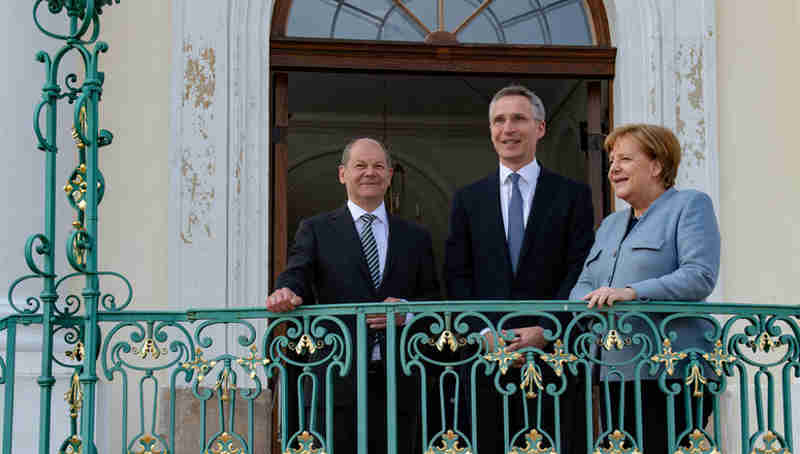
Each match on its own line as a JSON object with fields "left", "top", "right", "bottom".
{"left": 604, "top": 123, "right": 682, "bottom": 189}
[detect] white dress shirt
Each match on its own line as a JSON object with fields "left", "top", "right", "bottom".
{"left": 499, "top": 160, "right": 540, "bottom": 238}
{"left": 347, "top": 200, "right": 389, "bottom": 276}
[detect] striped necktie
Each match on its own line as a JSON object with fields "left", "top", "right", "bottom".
{"left": 359, "top": 213, "right": 381, "bottom": 288}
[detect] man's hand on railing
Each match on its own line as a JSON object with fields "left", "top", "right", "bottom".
{"left": 365, "top": 297, "right": 407, "bottom": 329}
{"left": 265, "top": 287, "right": 303, "bottom": 312}
{"left": 506, "top": 326, "right": 546, "bottom": 351}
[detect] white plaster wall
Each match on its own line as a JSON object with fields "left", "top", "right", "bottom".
{"left": 716, "top": 4, "right": 800, "bottom": 450}
{"left": 716, "top": 0, "right": 800, "bottom": 306}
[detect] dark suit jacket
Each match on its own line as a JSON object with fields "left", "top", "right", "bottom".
{"left": 275, "top": 205, "right": 440, "bottom": 403}
{"left": 444, "top": 164, "right": 594, "bottom": 334}
{"left": 277, "top": 205, "right": 439, "bottom": 306}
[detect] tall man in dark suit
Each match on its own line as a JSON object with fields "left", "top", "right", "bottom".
{"left": 266, "top": 137, "right": 439, "bottom": 454}
{"left": 444, "top": 86, "right": 594, "bottom": 453}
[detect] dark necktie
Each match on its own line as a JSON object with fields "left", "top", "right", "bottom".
{"left": 359, "top": 213, "right": 381, "bottom": 288}
{"left": 508, "top": 173, "right": 524, "bottom": 273}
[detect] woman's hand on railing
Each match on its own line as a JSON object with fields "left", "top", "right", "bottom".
{"left": 583, "top": 286, "right": 637, "bottom": 308}
{"left": 265, "top": 287, "right": 303, "bottom": 312}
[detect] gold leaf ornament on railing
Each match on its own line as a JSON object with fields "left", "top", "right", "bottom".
{"left": 521, "top": 362, "right": 544, "bottom": 399}
{"left": 651, "top": 339, "right": 687, "bottom": 376}
{"left": 483, "top": 337, "right": 522, "bottom": 375}
{"left": 430, "top": 329, "right": 467, "bottom": 352}
{"left": 283, "top": 431, "right": 327, "bottom": 454}
{"left": 509, "top": 429, "right": 557, "bottom": 454}
{"left": 64, "top": 371, "right": 83, "bottom": 418}
{"left": 593, "top": 430, "right": 641, "bottom": 454}
{"left": 750, "top": 431, "right": 791, "bottom": 454}
{"left": 425, "top": 430, "right": 472, "bottom": 454}
{"left": 540, "top": 340, "right": 577, "bottom": 377}
{"left": 673, "top": 429, "right": 719, "bottom": 454}
{"left": 289, "top": 333, "right": 324, "bottom": 356}
{"left": 702, "top": 340, "right": 736, "bottom": 376}
{"left": 132, "top": 338, "right": 165, "bottom": 360}
{"left": 129, "top": 435, "right": 166, "bottom": 454}
{"left": 182, "top": 348, "right": 217, "bottom": 381}
{"left": 236, "top": 344, "right": 270, "bottom": 378}
{"left": 207, "top": 432, "right": 242, "bottom": 454}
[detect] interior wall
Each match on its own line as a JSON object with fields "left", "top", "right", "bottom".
{"left": 716, "top": 0, "right": 800, "bottom": 306}
{"left": 286, "top": 80, "right": 591, "bottom": 280}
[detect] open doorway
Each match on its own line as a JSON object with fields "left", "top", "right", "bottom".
{"left": 283, "top": 72, "right": 610, "bottom": 283}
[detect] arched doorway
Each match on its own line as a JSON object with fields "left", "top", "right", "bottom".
{"left": 269, "top": 1, "right": 616, "bottom": 290}
{"left": 267, "top": 5, "right": 614, "bottom": 447}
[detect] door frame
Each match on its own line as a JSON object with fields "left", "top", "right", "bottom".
{"left": 268, "top": 3, "right": 615, "bottom": 452}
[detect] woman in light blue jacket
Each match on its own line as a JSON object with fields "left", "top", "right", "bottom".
{"left": 570, "top": 124, "right": 720, "bottom": 454}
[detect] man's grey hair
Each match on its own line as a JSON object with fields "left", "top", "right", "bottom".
{"left": 340, "top": 137, "right": 393, "bottom": 168}
{"left": 488, "top": 85, "right": 546, "bottom": 122}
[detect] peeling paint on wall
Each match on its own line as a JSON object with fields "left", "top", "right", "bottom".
{"left": 179, "top": 36, "right": 219, "bottom": 244}
{"left": 180, "top": 145, "right": 217, "bottom": 244}
{"left": 674, "top": 42, "right": 707, "bottom": 187}
{"left": 183, "top": 42, "right": 216, "bottom": 110}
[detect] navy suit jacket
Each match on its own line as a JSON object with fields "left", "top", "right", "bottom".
{"left": 444, "top": 164, "right": 595, "bottom": 335}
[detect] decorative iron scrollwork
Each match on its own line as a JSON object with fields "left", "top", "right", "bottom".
{"left": 283, "top": 431, "right": 326, "bottom": 454}
{"left": 674, "top": 429, "right": 718, "bottom": 454}
{"left": 182, "top": 348, "right": 217, "bottom": 381}
{"left": 132, "top": 338, "right": 165, "bottom": 360}
{"left": 509, "top": 429, "right": 557, "bottom": 454}
{"left": 750, "top": 431, "right": 791, "bottom": 454}
{"left": 521, "top": 362, "right": 544, "bottom": 399}
{"left": 593, "top": 430, "right": 641, "bottom": 454}
{"left": 685, "top": 364, "right": 708, "bottom": 397}
{"left": 289, "top": 334, "right": 323, "bottom": 356}
{"left": 702, "top": 340, "right": 736, "bottom": 376}
{"left": 602, "top": 330, "right": 625, "bottom": 351}
{"left": 748, "top": 332, "right": 782, "bottom": 353}
{"left": 64, "top": 371, "right": 83, "bottom": 418}
{"left": 484, "top": 338, "right": 522, "bottom": 375}
{"left": 650, "top": 339, "right": 687, "bottom": 376}
{"left": 429, "top": 329, "right": 467, "bottom": 352}
{"left": 540, "top": 340, "right": 577, "bottom": 377}
{"left": 426, "top": 430, "right": 471, "bottom": 454}
{"left": 129, "top": 435, "right": 166, "bottom": 454}
{"left": 207, "top": 432, "right": 242, "bottom": 454}
{"left": 65, "top": 340, "right": 86, "bottom": 362}
{"left": 236, "top": 344, "right": 270, "bottom": 378}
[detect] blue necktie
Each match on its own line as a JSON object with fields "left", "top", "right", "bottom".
{"left": 508, "top": 173, "right": 524, "bottom": 273}
{"left": 359, "top": 213, "right": 381, "bottom": 288}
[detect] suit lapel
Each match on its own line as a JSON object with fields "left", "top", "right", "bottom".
{"left": 485, "top": 171, "right": 514, "bottom": 276}
{"left": 382, "top": 215, "right": 401, "bottom": 289}
{"left": 518, "top": 165, "right": 557, "bottom": 264}
{"left": 329, "top": 206, "right": 374, "bottom": 290}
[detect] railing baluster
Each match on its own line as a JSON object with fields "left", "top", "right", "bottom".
{"left": 1, "top": 321, "right": 16, "bottom": 454}
{"left": 356, "top": 311, "right": 368, "bottom": 454}
{"left": 386, "top": 307, "right": 397, "bottom": 454}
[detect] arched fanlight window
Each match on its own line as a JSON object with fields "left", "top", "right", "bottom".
{"left": 284, "top": 0, "right": 596, "bottom": 45}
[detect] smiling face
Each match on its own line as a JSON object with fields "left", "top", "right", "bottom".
{"left": 608, "top": 136, "right": 665, "bottom": 214}
{"left": 489, "top": 95, "right": 545, "bottom": 171}
{"left": 338, "top": 139, "right": 393, "bottom": 212}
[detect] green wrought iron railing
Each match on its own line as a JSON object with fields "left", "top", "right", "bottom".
{"left": 2, "top": 302, "right": 800, "bottom": 454}
{"left": 4, "top": 2, "right": 800, "bottom": 454}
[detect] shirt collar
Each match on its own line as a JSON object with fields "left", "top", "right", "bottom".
{"left": 499, "top": 159, "right": 540, "bottom": 186}
{"left": 347, "top": 200, "right": 388, "bottom": 225}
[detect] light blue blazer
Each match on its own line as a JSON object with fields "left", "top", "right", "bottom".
{"left": 569, "top": 188, "right": 721, "bottom": 380}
